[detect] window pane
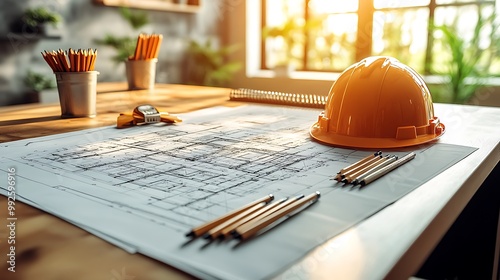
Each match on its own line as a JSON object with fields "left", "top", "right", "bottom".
{"left": 306, "top": 13, "right": 358, "bottom": 71}
{"left": 306, "top": 0, "right": 358, "bottom": 71}
{"left": 261, "top": 0, "right": 499, "bottom": 76}
{"left": 371, "top": 8, "right": 429, "bottom": 73}
{"left": 264, "top": 0, "right": 306, "bottom": 69}
{"left": 374, "top": 0, "right": 430, "bottom": 9}
{"left": 266, "top": 0, "right": 304, "bottom": 26}
{"left": 431, "top": 5, "right": 500, "bottom": 76}
{"left": 308, "top": 0, "right": 358, "bottom": 13}
{"left": 436, "top": 0, "right": 494, "bottom": 4}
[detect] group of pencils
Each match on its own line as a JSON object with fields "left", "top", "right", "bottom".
{"left": 41, "top": 48, "right": 97, "bottom": 72}
{"left": 186, "top": 191, "right": 320, "bottom": 241}
{"left": 334, "top": 151, "right": 416, "bottom": 186}
{"left": 129, "top": 33, "right": 163, "bottom": 61}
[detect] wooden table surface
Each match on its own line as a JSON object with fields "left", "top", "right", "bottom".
{"left": 0, "top": 83, "right": 233, "bottom": 143}
{"left": 0, "top": 83, "right": 499, "bottom": 280}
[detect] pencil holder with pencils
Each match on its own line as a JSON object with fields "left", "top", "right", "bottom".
{"left": 125, "top": 33, "right": 163, "bottom": 90}
{"left": 41, "top": 48, "right": 99, "bottom": 118}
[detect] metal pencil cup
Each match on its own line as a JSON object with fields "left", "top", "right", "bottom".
{"left": 125, "top": 59, "right": 157, "bottom": 90}
{"left": 55, "top": 71, "right": 99, "bottom": 118}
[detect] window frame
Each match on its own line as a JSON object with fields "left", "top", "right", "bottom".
{"left": 260, "top": 0, "right": 498, "bottom": 75}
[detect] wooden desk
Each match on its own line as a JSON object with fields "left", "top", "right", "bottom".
{"left": 0, "top": 83, "right": 498, "bottom": 280}
{"left": 0, "top": 83, "right": 232, "bottom": 143}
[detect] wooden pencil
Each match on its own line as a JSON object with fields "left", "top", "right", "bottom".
{"left": 133, "top": 34, "right": 143, "bottom": 60}
{"left": 185, "top": 194, "right": 275, "bottom": 238}
{"left": 85, "top": 49, "right": 89, "bottom": 71}
{"left": 89, "top": 49, "right": 96, "bottom": 71}
{"left": 141, "top": 34, "right": 149, "bottom": 60}
{"left": 154, "top": 34, "right": 163, "bottom": 59}
{"left": 70, "top": 50, "right": 74, "bottom": 72}
{"left": 77, "top": 49, "right": 81, "bottom": 71}
{"left": 81, "top": 50, "right": 87, "bottom": 72}
{"left": 54, "top": 51, "right": 62, "bottom": 71}
{"left": 342, "top": 156, "right": 388, "bottom": 183}
{"left": 41, "top": 51, "right": 56, "bottom": 72}
{"left": 58, "top": 50, "right": 70, "bottom": 72}
{"left": 233, "top": 192, "right": 320, "bottom": 240}
{"left": 51, "top": 51, "right": 62, "bottom": 72}
{"left": 334, "top": 151, "right": 382, "bottom": 181}
{"left": 145, "top": 34, "right": 150, "bottom": 59}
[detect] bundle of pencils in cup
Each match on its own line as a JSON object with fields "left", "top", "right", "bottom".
{"left": 129, "top": 33, "right": 163, "bottom": 61}
{"left": 41, "top": 48, "right": 97, "bottom": 72}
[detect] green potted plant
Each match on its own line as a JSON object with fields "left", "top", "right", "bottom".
{"left": 23, "top": 70, "right": 57, "bottom": 103}
{"left": 10, "top": 7, "right": 61, "bottom": 35}
{"left": 185, "top": 39, "right": 242, "bottom": 86}
{"left": 431, "top": 11, "right": 499, "bottom": 104}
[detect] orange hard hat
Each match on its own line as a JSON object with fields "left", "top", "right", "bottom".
{"left": 310, "top": 56, "right": 445, "bottom": 149}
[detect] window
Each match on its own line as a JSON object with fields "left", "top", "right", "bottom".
{"left": 261, "top": 0, "right": 499, "bottom": 76}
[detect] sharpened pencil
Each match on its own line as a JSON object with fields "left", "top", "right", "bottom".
{"left": 43, "top": 48, "right": 98, "bottom": 72}
{"left": 220, "top": 197, "right": 291, "bottom": 238}
{"left": 185, "top": 194, "right": 274, "bottom": 238}
{"left": 153, "top": 34, "right": 163, "bottom": 59}
{"left": 351, "top": 155, "right": 398, "bottom": 185}
{"left": 360, "top": 152, "right": 416, "bottom": 187}
{"left": 141, "top": 34, "right": 148, "bottom": 60}
{"left": 203, "top": 202, "right": 267, "bottom": 240}
{"left": 91, "top": 49, "right": 97, "bottom": 71}
{"left": 233, "top": 192, "right": 320, "bottom": 240}
{"left": 342, "top": 155, "right": 390, "bottom": 183}
{"left": 338, "top": 155, "right": 383, "bottom": 181}
{"left": 334, "top": 151, "right": 382, "bottom": 181}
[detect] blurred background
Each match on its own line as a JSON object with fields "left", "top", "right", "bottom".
{"left": 0, "top": 0, "right": 221, "bottom": 105}
{"left": 1, "top": 0, "right": 499, "bottom": 107}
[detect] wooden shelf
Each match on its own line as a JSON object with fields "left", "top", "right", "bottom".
{"left": 0, "top": 33, "right": 61, "bottom": 43}
{"left": 93, "top": 0, "right": 201, "bottom": 13}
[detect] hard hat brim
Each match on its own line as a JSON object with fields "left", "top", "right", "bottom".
{"left": 310, "top": 123, "right": 445, "bottom": 149}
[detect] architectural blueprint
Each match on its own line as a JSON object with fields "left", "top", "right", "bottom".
{"left": 0, "top": 105, "right": 476, "bottom": 280}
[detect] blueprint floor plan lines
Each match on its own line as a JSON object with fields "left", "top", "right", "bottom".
{"left": 0, "top": 105, "right": 476, "bottom": 280}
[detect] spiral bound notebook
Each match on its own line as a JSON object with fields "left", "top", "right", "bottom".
{"left": 229, "top": 88, "right": 327, "bottom": 108}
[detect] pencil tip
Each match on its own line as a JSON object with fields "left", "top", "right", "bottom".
{"left": 232, "top": 232, "right": 242, "bottom": 240}
{"left": 185, "top": 231, "right": 195, "bottom": 238}
{"left": 202, "top": 233, "right": 212, "bottom": 240}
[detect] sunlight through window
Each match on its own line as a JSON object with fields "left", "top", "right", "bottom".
{"left": 261, "top": 0, "right": 499, "bottom": 76}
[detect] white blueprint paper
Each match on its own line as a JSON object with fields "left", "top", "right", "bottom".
{"left": 0, "top": 105, "right": 476, "bottom": 280}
